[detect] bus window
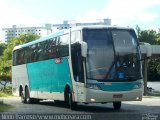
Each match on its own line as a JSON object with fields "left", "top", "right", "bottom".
{"left": 71, "top": 43, "right": 84, "bottom": 83}
{"left": 30, "top": 44, "right": 37, "bottom": 62}
{"left": 13, "top": 50, "right": 17, "bottom": 66}
{"left": 58, "top": 34, "right": 69, "bottom": 57}
{"left": 83, "top": 29, "right": 115, "bottom": 80}
{"left": 17, "top": 50, "right": 24, "bottom": 65}
{"left": 48, "top": 38, "right": 57, "bottom": 58}
{"left": 39, "top": 43, "right": 45, "bottom": 61}
{"left": 71, "top": 31, "right": 81, "bottom": 43}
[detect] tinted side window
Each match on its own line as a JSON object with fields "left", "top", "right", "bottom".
{"left": 37, "top": 42, "right": 45, "bottom": 61}
{"left": 58, "top": 34, "right": 69, "bottom": 57}
{"left": 30, "top": 44, "right": 38, "bottom": 62}
{"left": 13, "top": 50, "right": 17, "bottom": 66}
{"left": 23, "top": 47, "right": 28, "bottom": 64}
{"left": 26, "top": 46, "right": 32, "bottom": 63}
{"left": 17, "top": 50, "right": 22, "bottom": 65}
{"left": 48, "top": 37, "right": 58, "bottom": 59}
{"left": 13, "top": 36, "right": 70, "bottom": 65}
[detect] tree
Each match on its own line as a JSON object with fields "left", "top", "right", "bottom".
{"left": 3, "top": 33, "right": 40, "bottom": 61}
{"left": 135, "top": 26, "right": 160, "bottom": 81}
{"left": 148, "top": 58, "right": 160, "bottom": 81}
{"left": 0, "top": 43, "right": 7, "bottom": 56}
{"left": 0, "top": 34, "right": 40, "bottom": 88}
{"left": 156, "top": 30, "right": 160, "bottom": 44}
{"left": 138, "top": 30, "right": 157, "bottom": 45}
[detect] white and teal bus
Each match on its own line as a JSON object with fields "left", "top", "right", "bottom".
{"left": 12, "top": 26, "right": 143, "bottom": 110}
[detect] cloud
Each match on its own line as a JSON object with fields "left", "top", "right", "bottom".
{"left": 0, "top": 1, "right": 40, "bottom": 40}
{"left": 76, "top": 9, "right": 100, "bottom": 23}
{"left": 0, "top": 1, "right": 38, "bottom": 28}
{"left": 75, "top": 0, "right": 160, "bottom": 27}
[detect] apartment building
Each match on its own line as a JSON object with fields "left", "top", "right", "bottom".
{"left": 2, "top": 18, "right": 111, "bottom": 42}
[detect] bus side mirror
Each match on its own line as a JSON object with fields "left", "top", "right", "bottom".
{"left": 81, "top": 41, "right": 87, "bottom": 57}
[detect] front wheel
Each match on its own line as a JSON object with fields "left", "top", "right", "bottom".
{"left": 69, "top": 92, "right": 77, "bottom": 110}
{"left": 113, "top": 102, "right": 121, "bottom": 110}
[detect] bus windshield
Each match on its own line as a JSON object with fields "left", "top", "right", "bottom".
{"left": 83, "top": 28, "right": 141, "bottom": 81}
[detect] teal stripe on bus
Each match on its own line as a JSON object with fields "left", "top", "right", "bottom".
{"left": 26, "top": 57, "right": 72, "bottom": 92}
{"left": 91, "top": 81, "right": 142, "bottom": 91}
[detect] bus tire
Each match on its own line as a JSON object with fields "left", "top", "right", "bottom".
{"left": 25, "top": 87, "right": 33, "bottom": 104}
{"left": 20, "top": 89, "right": 26, "bottom": 103}
{"left": 69, "top": 92, "right": 77, "bottom": 110}
{"left": 113, "top": 102, "right": 121, "bottom": 110}
{"left": 64, "top": 86, "right": 70, "bottom": 104}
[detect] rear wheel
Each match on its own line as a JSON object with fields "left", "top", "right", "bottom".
{"left": 25, "top": 87, "right": 32, "bottom": 104}
{"left": 25, "top": 87, "right": 38, "bottom": 104}
{"left": 113, "top": 102, "right": 121, "bottom": 110}
{"left": 20, "top": 90, "right": 26, "bottom": 103}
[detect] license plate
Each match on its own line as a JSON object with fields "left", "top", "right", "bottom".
{"left": 113, "top": 94, "right": 123, "bottom": 98}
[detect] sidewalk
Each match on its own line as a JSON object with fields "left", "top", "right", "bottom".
{"left": 147, "top": 87, "right": 160, "bottom": 96}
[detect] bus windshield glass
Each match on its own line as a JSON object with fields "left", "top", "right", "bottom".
{"left": 83, "top": 28, "right": 141, "bottom": 81}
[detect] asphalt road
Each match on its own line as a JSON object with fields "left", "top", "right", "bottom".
{"left": 0, "top": 97, "right": 160, "bottom": 120}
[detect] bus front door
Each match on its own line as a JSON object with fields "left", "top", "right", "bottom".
{"left": 71, "top": 45, "right": 85, "bottom": 102}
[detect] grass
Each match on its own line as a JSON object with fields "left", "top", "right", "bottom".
{"left": 0, "top": 86, "right": 12, "bottom": 97}
{"left": 0, "top": 91, "right": 12, "bottom": 97}
{"left": 0, "top": 86, "right": 14, "bottom": 112}
{"left": 0, "top": 102, "right": 14, "bottom": 112}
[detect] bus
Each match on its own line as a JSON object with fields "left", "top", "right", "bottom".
{"left": 12, "top": 26, "right": 143, "bottom": 110}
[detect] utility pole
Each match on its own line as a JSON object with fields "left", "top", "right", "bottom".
{"left": 143, "top": 55, "right": 148, "bottom": 96}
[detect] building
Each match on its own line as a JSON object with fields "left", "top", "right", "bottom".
{"left": 2, "top": 18, "right": 111, "bottom": 42}
{"left": 52, "top": 18, "right": 111, "bottom": 30}
{"left": 2, "top": 24, "right": 52, "bottom": 42}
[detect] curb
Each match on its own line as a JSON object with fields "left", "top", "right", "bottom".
{"left": 147, "top": 91, "right": 160, "bottom": 97}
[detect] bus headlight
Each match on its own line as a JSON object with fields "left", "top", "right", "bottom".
{"left": 134, "top": 83, "right": 143, "bottom": 89}
{"left": 86, "top": 84, "right": 100, "bottom": 90}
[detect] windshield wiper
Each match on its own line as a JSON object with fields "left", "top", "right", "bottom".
{"left": 105, "top": 55, "right": 119, "bottom": 79}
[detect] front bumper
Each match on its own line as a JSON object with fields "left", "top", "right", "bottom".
{"left": 83, "top": 88, "right": 143, "bottom": 103}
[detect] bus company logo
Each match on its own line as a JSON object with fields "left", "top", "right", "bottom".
{"left": 55, "top": 58, "right": 61, "bottom": 64}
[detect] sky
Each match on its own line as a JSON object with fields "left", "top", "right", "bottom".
{"left": 0, "top": 0, "right": 160, "bottom": 40}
